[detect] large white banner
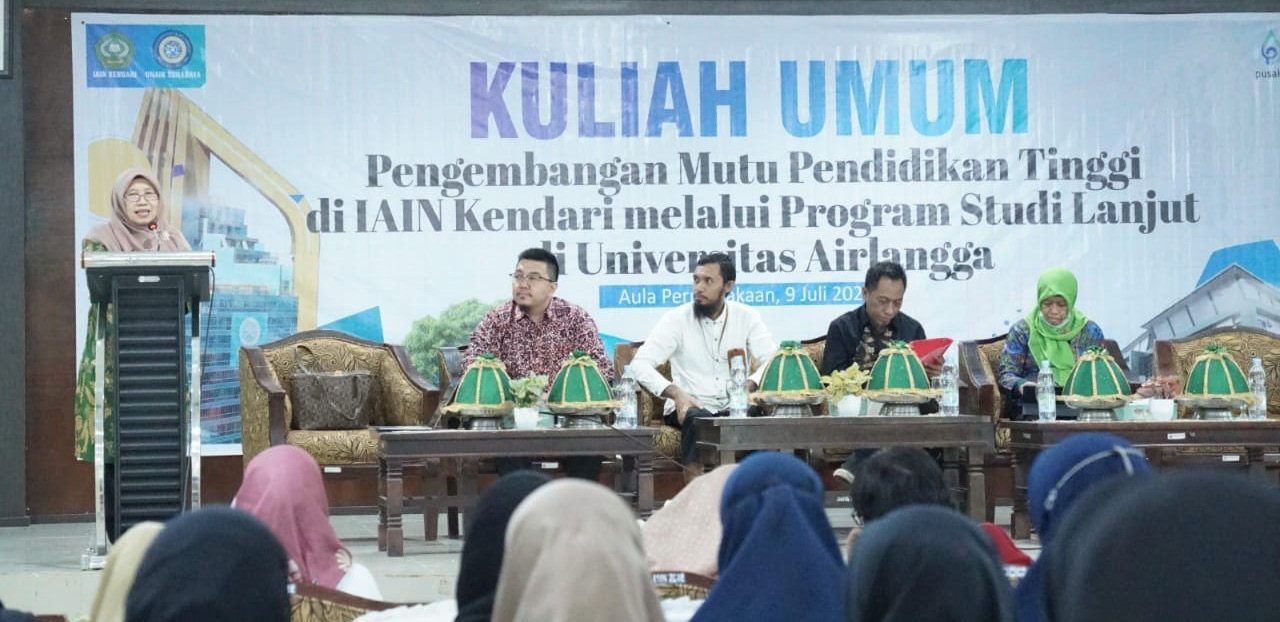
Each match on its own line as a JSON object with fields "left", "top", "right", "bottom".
{"left": 72, "top": 14, "right": 1280, "bottom": 444}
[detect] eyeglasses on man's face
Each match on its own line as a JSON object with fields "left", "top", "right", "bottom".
{"left": 124, "top": 191, "right": 160, "bottom": 204}
{"left": 510, "top": 272, "right": 552, "bottom": 284}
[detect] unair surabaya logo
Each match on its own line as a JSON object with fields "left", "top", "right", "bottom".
{"left": 1263, "top": 30, "right": 1279, "bottom": 65}
{"left": 94, "top": 31, "right": 134, "bottom": 69}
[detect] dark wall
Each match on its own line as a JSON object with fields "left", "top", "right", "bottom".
{"left": 0, "top": 2, "right": 27, "bottom": 526}
{"left": 11, "top": 0, "right": 1277, "bottom": 519}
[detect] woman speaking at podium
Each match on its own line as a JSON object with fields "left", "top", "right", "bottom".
{"left": 74, "top": 168, "right": 190, "bottom": 539}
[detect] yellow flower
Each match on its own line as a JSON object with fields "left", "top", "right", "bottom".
{"left": 822, "top": 367, "right": 870, "bottom": 400}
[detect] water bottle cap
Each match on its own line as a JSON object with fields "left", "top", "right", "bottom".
{"left": 1040, "top": 360, "right": 1051, "bottom": 370}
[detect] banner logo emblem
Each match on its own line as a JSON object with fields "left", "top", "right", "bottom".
{"left": 153, "top": 30, "right": 194, "bottom": 69}
{"left": 94, "top": 32, "right": 134, "bottom": 69}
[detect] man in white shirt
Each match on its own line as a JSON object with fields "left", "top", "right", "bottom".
{"left": 631, "top": 253, "right": 778, "bottom": 476}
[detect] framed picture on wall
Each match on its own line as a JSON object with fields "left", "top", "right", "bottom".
{"left": 0, "top": 0, "right": 10, "bottom": 78}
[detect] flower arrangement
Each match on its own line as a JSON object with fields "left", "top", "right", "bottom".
{"left": 1137, "top": 375, "right": 1181, "bottom": 399}
{"left": 821, "top": 366, "right": 871, "bottom": 400}
{"left": 508, "top": 373, "right": 549, "bottom": 408}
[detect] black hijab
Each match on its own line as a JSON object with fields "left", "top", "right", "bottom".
{"left": 125, "top": 507, "right": 290, "bottom": 622}
{"left": 1046, "top": 471, "right": 1280, "bottom": 622}
{"left": 845, "top": 505, "right": 1014, "bottom": 622}
{"left": 455, "top": 470, "right": 552, "bottom": 622}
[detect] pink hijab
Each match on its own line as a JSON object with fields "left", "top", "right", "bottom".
{"left": 85, "top": 168, "right": 191, "bottom": 252}
{"left": 233, "top": 445, "right": 347, "bottom": 588}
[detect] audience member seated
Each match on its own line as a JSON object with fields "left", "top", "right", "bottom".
{"left": 491, "top": 479, "right": 664, "bottom": 622}
{"left": 997, "top": 268, "right": 1105, "bottom": 418}
{"left": 0, "top": 601, "right": 37, "bottom": 622}
{"left": 233, "top": 445, "right": 382, "bottom": 600}
{"left": 456, "top": 471, "right": 552, "bottom": 622}
{"left": 1046, "top": 472, "right": 1280, "bottom": 622}
{"left": 125, "top": 507, "right": 290, "bottom": 622}
{"left": 642, "top": 464, "right": 737, "bottom": 580}
{"left": 89, "top": 521, "right": 164, "bottom": 622}
{"left": 845, "top": 505, "right": 1014, "bottom": 622}
{"left": 845, "top": 447, "right": 1029, "bottom": 581}
{"left": 848, "top": 447, "right": 953, "bottom": 528}
{"left": 1016, "top": 432, "right": 1151, "bottom": 622}
{"left": 691, "top": 453, "right": 843, "bottom": 622}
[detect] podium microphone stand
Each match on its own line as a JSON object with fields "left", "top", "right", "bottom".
{"left": 80, "top": 251, "right": 213, "bottom": 569}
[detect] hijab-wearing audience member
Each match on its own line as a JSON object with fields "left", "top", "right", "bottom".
{"left": 1016, "top": 433, "right": 1151, "bottom": 622}
{"left": 0, "top": 601, "right": 37, "bottom": 622}
{"left": 846, "top": 505, "right": 1014, "bottom": 622}
{"left": 491, "top": 479, "right": 663, "bottom": 622}
{"left": 691, "top": 452, "right": 844, "bottom": 622}
{"left": 125, "top": 507, "right": 289, "bottom": 622}
{"left": 1046, "top": 472, "right": 1280, "bottom": 622}
{"left": 642, "top": 463, "right": 737, "bottom": 578}
{"left": 234, "top": 445, "right": 382, "bottom": 600}
{"left": 456, "top": 471, "right": 552, "bottom": 622}
{"left": 89, "top": 521, "right": 164, "bottom": 622}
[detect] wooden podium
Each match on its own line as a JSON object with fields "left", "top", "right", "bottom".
{"left": 80, "top": 251, "right": 213, "bottom": 569}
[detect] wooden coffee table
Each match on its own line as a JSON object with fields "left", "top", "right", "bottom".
{"left": 1005, "top": 419, "right": 1280, "bottom": 538}
{"left": 374, "top": 426, "right": 657, "bottom": 556}
{"left": 693, "top": 415, "right": 995, "bottom": 521}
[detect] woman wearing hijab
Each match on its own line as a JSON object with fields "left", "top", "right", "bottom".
{"left": 88, "top": 521, "right": 165, "bottom": 622}
{"left": 74, "top": 168, "right": 192, "bottom": 539}
{"left": 1046, "top": 472, "right": 1280, "bottom": 622}
{"left": 997, "top": 267, "right": 1105, "bottom": 419}
{"left": 1014, "top": 432, "right": 1151, "bottom": 622}
{"left": 846, "top": 505, "right": 1014, "bottom": 622}
{"left": 125, "top": 507, "right": 290, "bottom": 622}
{"left": 491, "top": 479, "right": 664, "bottom": 622}
{"left": 234, "top": 445, "right": 382, "bottom": 600}
{"left": 691, "top": 452, "right": 844, "bottom": 622}
{"left": 455, "top": 470, "right": 552, "bottom": 622}
{"left": 642, "top": 463, "right": 737, "bottom": 579}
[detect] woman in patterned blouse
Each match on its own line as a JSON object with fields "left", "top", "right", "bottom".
{"left": 997, "top": 268, "right": 1105, "bottom": 418}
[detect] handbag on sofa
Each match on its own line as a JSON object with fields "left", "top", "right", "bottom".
{"left": 291, "top": 346, "right": 373, "bottom": 430}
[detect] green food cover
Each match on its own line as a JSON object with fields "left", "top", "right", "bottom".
{"left": 1064, "top": 346, "right": 1134, "bottom": 399}
{"left": 547, "top": 351, "right": 621, "bottom": 409}
{"left": 443, "top": 353, "right": 514, "bottom": 414}
{"left": 1179, "top": 345, "right": 1254, "bottom": 401}
{"left": 756, "top": 340, "right": 825, "bottom": 398}
{"left": 863, "top": 341, "right": 934, "bottom": 398}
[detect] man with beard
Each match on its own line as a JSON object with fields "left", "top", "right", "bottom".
{"left": 462, "top": 247, "right": 613, "bottom": 480}
{"left": 631, "top": 253, "right": 778, "bottom": 477}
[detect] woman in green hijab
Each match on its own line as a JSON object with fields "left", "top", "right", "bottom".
{"left": 997, "top": 268, "right": 1105, "bottom": 419}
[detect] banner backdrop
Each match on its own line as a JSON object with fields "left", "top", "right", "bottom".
{"left": 72, "top": 14, "right": 1280, "bottom": 446}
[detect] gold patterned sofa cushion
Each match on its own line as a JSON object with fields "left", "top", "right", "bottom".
{"left": 286, "top": 429, "right": 380, "bottom": 465}
{"left": 977, "top": 338, "right": 1011, "bottom": 451}
{"left": 241, "top": 331, "right": 435, "bottom": 467}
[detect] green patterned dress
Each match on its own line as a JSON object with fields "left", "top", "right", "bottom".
{"left": 74, "top": 239, "right": 117, "bottom": 462}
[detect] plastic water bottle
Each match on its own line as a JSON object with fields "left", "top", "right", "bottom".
{"left": 615, "top": 365, "right": 639, "bottom": 428}
{"left": 1247, "top": 358, "right": 1267, "bottom": 420}
{"left": 728, "top": 356, "right": 749, "bottom": 418}
{"left": 939, "top": 352, "right": 959, "bottom": 416}
{"left": 1037, "top": 360, "right": 1057, "bottom": 422}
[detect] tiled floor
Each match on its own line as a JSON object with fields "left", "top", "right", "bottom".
{"left": 0, "top": 507, "right": 1034, "bottom": 619}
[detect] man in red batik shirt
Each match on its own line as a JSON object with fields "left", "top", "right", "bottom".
{"left": 462, "top": 247, "right": 614, "bottom": 480}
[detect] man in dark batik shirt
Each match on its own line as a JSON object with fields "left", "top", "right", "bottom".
{"left": 463, "top": 247, "right": 614, "bottom": 480}
{"left": 821, "top": 261, "right": 937, "bottom": 484}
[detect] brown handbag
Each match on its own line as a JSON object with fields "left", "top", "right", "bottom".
{"left": 290, "top": 347, "right": 373, "bottom": 430}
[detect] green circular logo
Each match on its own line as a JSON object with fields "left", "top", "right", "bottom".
{"left": 94, "top": 32, "right": 134, "bottom": 69}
